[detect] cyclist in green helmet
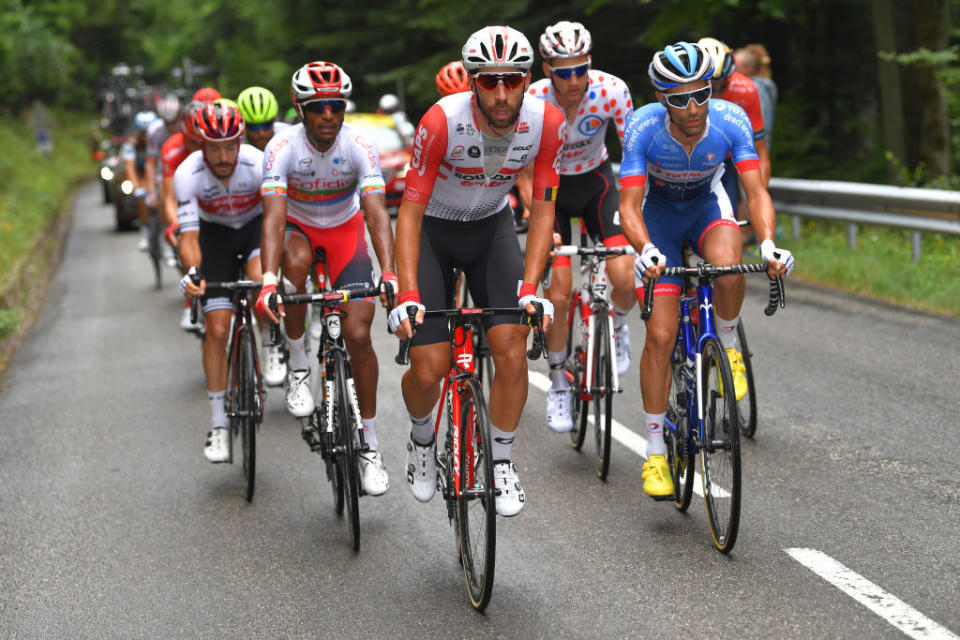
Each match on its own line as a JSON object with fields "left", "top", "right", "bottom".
{"left": 237, "top": 86, "right": 287, "bottom": 150}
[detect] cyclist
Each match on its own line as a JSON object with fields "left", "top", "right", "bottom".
{"left": 124, "top": 110, "right": 158, "bottom": 250}
{"left": 192, "top": 87, "right": 222, "bottom": 103}
{"left": 144, "top": 94, "right": 180, "bottom": 208}
{"left": 237, "top": 86, "right": 289, "bottom": 151}
{"left": 435, "top": 61, "right": 471, "bottom": 97}
{"left": 174, "top": 101, "right": 279, "bottom": 462}
{"left": 389, "top": 26, "right": 564, "bottom": 517}
{"left": 618, "top": 42, "right": 793, "bottom": 498}
{"left": 522, "top": 20, "right": 637, "bottom": 432}
{"left": 255, "top": 61, "right": 397, "bottom": 497}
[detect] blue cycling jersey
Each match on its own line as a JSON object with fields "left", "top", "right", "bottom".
{"left": 619, "top": 99, "right": 759, "bottom": 202}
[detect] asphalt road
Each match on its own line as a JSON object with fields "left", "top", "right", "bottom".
{"left": 1, "top": 183, "right": 958, "bottom": 639}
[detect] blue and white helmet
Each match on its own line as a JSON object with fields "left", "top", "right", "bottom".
{"left": 134, "top": 110, "right": 159, "bottom": 131}
{"left": 648, "top": 42, "right": 714, "bottom": 90}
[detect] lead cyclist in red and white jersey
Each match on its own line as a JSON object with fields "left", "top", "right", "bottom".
{"left": 389, "top": 26, "right": 565, "bottom": 517}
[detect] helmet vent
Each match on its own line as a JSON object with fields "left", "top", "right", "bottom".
{"left": 494, "top": 34, "right": 504, "bottom": 59}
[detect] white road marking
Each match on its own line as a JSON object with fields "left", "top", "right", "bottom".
{"left": 785, "top": 548, "right": 959, "bottom": 640}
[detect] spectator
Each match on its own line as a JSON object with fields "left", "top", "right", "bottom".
{"left": 735, "top": 44, "right": 778, "bottom": 149}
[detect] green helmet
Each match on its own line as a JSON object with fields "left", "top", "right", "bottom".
{"left": 237, "top": 86, "right": 279, "bottom": 124}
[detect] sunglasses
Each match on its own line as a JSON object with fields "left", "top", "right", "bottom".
{"left": 663, "top": 85, "right": 712, "bottom": 109}
{"left": 303, "top": 99, "right": 347, "bottom": 115}
{"left": 550, "top": 63, "right": 590, "bottom": 80}
{"left": 246, "top": 122, "right": 273, "bottom": 132}
{"left": 474, "top": 72, "right": 527, "bottom": 92}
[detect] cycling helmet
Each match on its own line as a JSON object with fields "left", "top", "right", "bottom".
{"left": 462, "top": 26, "right": 534, "bottom": 72}
{"left": 134, "top": 110, "right": 159, "bottom": 131}
{"left": 378, "top": 93, "right": 399, "bottom": 112}
{"left": 290, "top": 61, "right": 352, "bottom": 106}
{"left": 181, "top": 100, "right": 206, "bottom": 141}
{"left": 155, "top": 94, "right": 181, "bottom": 123}
{"left": 648, "top": 42, "right": 714, "bottom": 90}
{"left": 436, "top": 61, "right": 471, "bottom": 96}
{"left": 193, "top": 101, "right": 245, "bottom": 142}
{"left": 237, "top": 86, "right": 279, "bottom": 123}
{"left": 192, "top": 87, "right": 222, "bottom": 102}
{"left": 214, "top": 97, "right": 238, "bottom": 110}
{"left": 539, "top": 21, "right": 592, "bottom": 59}
{"left": 697, "top": 37, "right": 735, "bottom": 81}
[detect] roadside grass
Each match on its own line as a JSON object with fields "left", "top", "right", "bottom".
{"left": 774, "top": 215, "right": 960, "bottom": 317}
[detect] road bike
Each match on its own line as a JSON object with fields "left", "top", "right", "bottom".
{"left": 557, "top": 242, "right": 635, "bottom": 480}
{"left": 396, "top": 304, "right": 546, "bottom": 611}
{"left": 640, "top": 261, "right": 784, "bottom": 553}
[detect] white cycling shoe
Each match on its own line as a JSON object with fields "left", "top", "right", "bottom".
{"left": 203, "top": 428, "right": 230, "bottom": 463}
{"left": 614, "top": 323, "right": 631, "bottom": 376}
{"left": 406, "top": 435, "right": 437, "bottom": 503}
{"left": 493, "top": 460, "right": 525, "bottom": 517}
{"left": 262, "top": 345, "right": 287, "bottom": 387}
{"left": 358, "top": 451, "right": 389, "bottom": 496}
{"left": 285, "top": 369, "right": 315, "bottom": 417}
{"left": 546, "top": 388, "right": 573, "bottom": 433}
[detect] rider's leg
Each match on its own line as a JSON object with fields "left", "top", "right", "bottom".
{"left": 638, "top": 291, "right": 679, "bottom": 455}
{"left": 202, "top": 307, "right": 233, "bottom": 425}
{"left": 341, "top": 299, "right": 378, "bottom": 433}
{"left": 279, "top": 232, "right": 312, "bottom": 368}
{"left": 486, "top": 323, "right": 531, "bottom": 458}
{"left": 544, "top": 261, "right": 572, "bottom": 387}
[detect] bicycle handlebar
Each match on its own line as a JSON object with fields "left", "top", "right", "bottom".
{"left": 554, "top": 245, "right": 637, "bottom": 257}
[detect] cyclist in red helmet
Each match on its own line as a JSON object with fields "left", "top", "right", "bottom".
{"left": 192, "top": 87, "right": 222, "bottom": 103}
{"left": 435, "top": 61, "right": 471, "bottom": 97}
{"left": 256, "top": 61, "right": 397, "bottom": 496}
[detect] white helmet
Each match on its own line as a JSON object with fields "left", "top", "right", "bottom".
{"left": 462, "top": 26, "right": 534, "bottom": 72}
{"left": 155, "top": 94, "right": 181, "bottom": 123}
{"left": 378, "top": 93, "right": 399, "bottom": 112}
{"left": 539, "top": 21, "right": 592, "bottom": 59}
{"left": 290, "top": 61, "right": 352, "bottom": 104}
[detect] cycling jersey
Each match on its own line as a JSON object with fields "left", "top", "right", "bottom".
{"left": 403, "top": 92, "right": 565, "bottom": 221}
{"left": 718, "top": 71, "right": 765, "bottom": 140}
{"left": 174, "top": 144, "right": 264, "bottom": 232}
{"left": 619, "top": 99, "right": 760, "bottom": 202}
{"left": 161, "top": 133, "right": 191, "bottom": 179}
{"left": 146, "top": 119, "right": 177, "bottom": 159}
{"left": 527, "top": 70, "right": 633, "bottom": 175}
{"left": 121, "top": 137, "right": 147, "bottom": 173}
{"left": 260, "top": 122, "right": 385, "bottom": 229}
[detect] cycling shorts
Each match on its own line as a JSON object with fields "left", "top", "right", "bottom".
{"left": 199, "top": 216, "right": 262, "bottom": 313}
{"left": 413, "top": 204, "right": 524, "bottom": 346}
{"left": 635, "top": 185, "right": 738, "bottom": 297}
{"left": 285, "top": 211, "right": 376, "bottom": 291}
{"left": 553, "top": 160, "right": 627, "bottom": 267}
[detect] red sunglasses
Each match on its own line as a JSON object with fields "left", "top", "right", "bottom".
{"left": 474, "top": 72, "right": 526, "bottom": 92}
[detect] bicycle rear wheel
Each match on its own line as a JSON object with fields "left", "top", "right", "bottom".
{"left": 566, "top": 297, "right": 589, "bottom": 450}
{"left": 699, "top": 337, "right": 742, "bottom": 553}
{"left": 456, "top": 376, "right": 496, "bottom": 612}
{"left": 592, "top": 311, "right": 613, "bottom": 480}
{"left": 665, "top": 339, "right": 695, "bottom": 512}
{"left": 238, "top": 328, "right": 257, "bottom": 502}
{"left": 334, "top": 356, "right": 361, "bottom": 552}
{"left": 736, "top": 321, "right": 758, "bottom": 438}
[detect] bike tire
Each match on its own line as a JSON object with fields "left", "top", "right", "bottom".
{"left": 566, "top": 297, "right": 589, "bottom": 450}
{"left": 334, "top": 356, "right": 361, "bottom": 552}
{"left": 147, "top": 210, "right": 162, "bottom": 289}
{"left": 593, "top": 310, "right": 613, "bottom": 480}
{"left": 455, "top": 375, "right": 496, "bottom": 612}
{"left": 736, "top": 321, "right": 758, "bottom": 438}
{"left": 665, "top": 339, "right": 695, "bottom": 512}
{"left": 473, "top": 324, "right": 494, "bottom": 392}
{"left": 239, "top": 329, "right": 257, "bottom": 502}
{"left": 699, "top": 337, "right": 742, "bottom": 554}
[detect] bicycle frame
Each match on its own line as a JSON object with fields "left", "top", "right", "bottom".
{"left": 566, "top": 247, "right": 622, "bottom": 396}
{"left": 225, "top": 288, "right": 264, "bottom": 423}
{"left": 434, "top": 320, "right": 478, "bottom": 501}
{"left": 315, "top": 306, "right": 366, "bottom": 458}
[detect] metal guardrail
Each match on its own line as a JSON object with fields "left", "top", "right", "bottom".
{"left": 768, "top": 177, "right": 960, "bottom": 262}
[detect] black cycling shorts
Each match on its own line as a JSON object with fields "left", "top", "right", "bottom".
{"left": 413, "top": 204, "right": 524, "bottom": 346}
{"left": 554, "top": 160, "right": 626, "bottom": 246}
{"left": 199, "top": 216, "right": 262, "bottom": 312}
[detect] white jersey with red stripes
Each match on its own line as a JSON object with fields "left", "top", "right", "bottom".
{"left": 527, "top": 69, "right": 633, "bottom": 175}
{"left": 260, "top": 122, "right": 385, "bottom": 230}
{"left": 175, "top": 144, "right": 264, "bottom": 232}
{"left": 403, "top": 91, "right": 565, "bottom": 221}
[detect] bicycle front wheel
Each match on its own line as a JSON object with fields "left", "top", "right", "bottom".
{"left": 592, "top": 311, "right": 613, "bottom": 480}
{"left": 456, "top": 376, "right": 496, "bottom": 612}
{"left": 699, "top": 337, "right": 742, "bottom": 553}
{"left": 334, "top": 357, "right": 361, "bottom": 552}
{"left": 238, "top": 328, "right": 257, "bottom": 502}
{"left": 736, "top": 321, "right": 758, "bottom": 438}
{"left": 566, "top": 298, "right": 589, "bottom": 450}
{"left": 665, "top": 339, "right": 694, "bottom": 512}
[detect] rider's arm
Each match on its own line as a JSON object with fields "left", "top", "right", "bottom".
{"left": 610, "top": 75, "right": 635, "bottom": 148}
{"left": 515, "top": 163, "right": 534, "bottom": 218}
{"left": 173, "top": 163, "right": 201, "bottom": 269}
{"left": 144, "top": 157, "right": 157, "bottom": 199}
{"left": 162, "top": 177, "right": 178, "bottom": 228}
{"left": 755, "top": 137, "right": 771, "bottom": 188}
{"left": 617, "top": 185, "right": 653, "bottom": 249}
{"left": 351, "top": 135, "right": 395, "bottom": 274}
{"left": 616, "top": 113, "right": 654, "bottom": 250}
{"left": 523, "top": 104, "right": 565, "bottom": 289}
{"left": 395, "top": 198, "right": 426, "bottom": 296}
{"left": 739, "top": 169, "right": 776, "bottom": 245}
{"left": 259, "top": 135, "right": 293, "bottom": 278}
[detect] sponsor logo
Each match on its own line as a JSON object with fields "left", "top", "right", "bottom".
{"left": 411, "top": 125, "right": 429, "bottom": 176}
{"left": 578, "top": 115, "right": 604, "bottom": 137}
{"left": 405, "top": 187, "right": 419, "bottom": 201}
{"left": 517, "top": 121, "right": 529, "bottom": 134}
{"left": 451, "top": 145, "right": 465, "bottom": 159}
{"left": 467, "top": 146, "right": 481, "bottom": 158}
{"left": 298, "top": 157, "right": 312, "bottom": 168}
{"left": 706, "top": 153, "right": 715, "bottom": 162}
{"left": 511, "top": 144, "right": 532, "bottom": 151}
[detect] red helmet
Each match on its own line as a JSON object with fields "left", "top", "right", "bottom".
{"left": 290, "top": 61, "right": 352, "bottom": 106}
{"left": 436, "top": 61, "right": 470, "bottom": 97}
{"left": 192, "top": 87, "right": 222, "bottom": 103}
{"left": 193, "top": 101, "right": 245, "bottom": 142}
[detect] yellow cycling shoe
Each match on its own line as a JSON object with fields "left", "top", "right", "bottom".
{"left": 642, "top": 454, "right": 674, "bottom": 500}
{"left": 725, "top": 347, "right": 748, "bottom": 402}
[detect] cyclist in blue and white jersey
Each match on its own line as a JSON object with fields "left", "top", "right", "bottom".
{"left": 618, "top": 42, "right": 794, "bottom": 498}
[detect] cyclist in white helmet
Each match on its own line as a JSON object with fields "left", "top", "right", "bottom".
{"left": 522, "top": 20, "right": 638, "bottom": 433}
{"left": 390, "top": 26, "right": 565, "bottom": 517}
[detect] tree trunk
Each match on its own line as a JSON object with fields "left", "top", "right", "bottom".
{"left": 871, "top": 0, "right": 907, "bottom": 181}
{"left": 912, "top": 0, "right": 950, "bottom": 179}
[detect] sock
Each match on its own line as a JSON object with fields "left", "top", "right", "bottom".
{"left": 612, "top": 302, "right": 630, "bottom": 330}
{"left": 361, "top": 416, "right": 378, "bottom": 452}
{"left": 409, "top": 412, "right": 434, "bottom": 446}
{"left": 547, "top": 349, "right": 569, "bottom": 390}
{"left": 716, "top": 313, "right": 740, "bottom": 350}
{"left": 645, "top": 411, "right": 666, "bottom": 457}
{"left": 287, "top": 334, "right": 309, "bottom": 371}
{"left": 208, "top": 390, "right": 227, "bottom": 429}
{"left": 490, "top": 424, "right": 515, "bottom": 461}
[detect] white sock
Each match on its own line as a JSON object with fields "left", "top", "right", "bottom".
{"left": 287, "top": 334, "right": 309, "bottom": 370}
{"left": 208, "top": 390, "right": 227, "bottom": 429}
{"left": 645, "top": 411, "right": 666, "bottom": 456}
{"left": 612, "top": 302, "right": 630, "bottom": 330}
{"left": 361, "top": 416, "right": 378, "bottom": 451}
{"left": 716, "top": 313, "right": 740, "bottom": 350}
{"left": 490, "top": 424, "right": 515, "bottom": 461}
{"left": 409, "top": 412, "right": 434, "bottom": 446}
{"left": 547, "top": 349, "right": 569, "bottom": 390}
